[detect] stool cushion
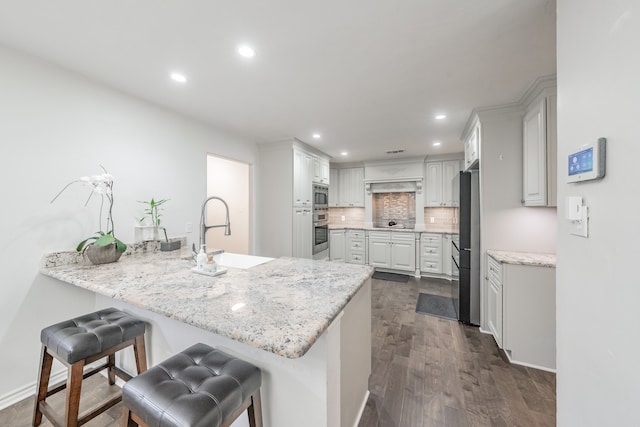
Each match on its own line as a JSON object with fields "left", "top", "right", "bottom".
{"left": 122, "top": 343, "right": 262, "bottom": 427}
{"left": 41, "top": 308, "right": 146, "bottom": 364}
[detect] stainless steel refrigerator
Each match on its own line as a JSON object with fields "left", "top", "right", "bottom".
{"left": 452, "top": 170, "right": 480, "bottom": 326}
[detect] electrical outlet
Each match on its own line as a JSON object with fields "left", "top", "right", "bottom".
{"left": 430, "top": 217, "right": 435, "bottom": 223}
{"left": 186, "top": 222, "right": 193, "bottom": 233}
{"left": 341, "top": 215, "right": 346, "bottom": 222}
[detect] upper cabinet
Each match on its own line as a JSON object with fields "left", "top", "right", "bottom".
{"left": 425, "top": 159, "right": 461, "bottom": 207}
{"left": 313, "top": 157, "right": 330, "bottom": 185}
{"left": 464, "top": 119, "right": 480, "bottom": 171}
{"left": 293, "top": 148, "right": 313, "bottom": 207}
{"left": 330, "top": 167, "right": 365, "bottom": 207}
{"left": 522, "top": 91, "right": 557, "bottom": 207}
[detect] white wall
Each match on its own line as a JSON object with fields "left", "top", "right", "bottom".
{"left": 0, "top": 44, "right": 258, "bottom": 403}
{"left": 557, "top": 1, "right": 640, "bottom": 425}
{"left": 477, "top": 109, "right": 557, "bottom": 329}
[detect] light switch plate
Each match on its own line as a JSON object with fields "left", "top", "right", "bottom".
{"left": 569, "top": 205, "right": 588, "bottom": 237}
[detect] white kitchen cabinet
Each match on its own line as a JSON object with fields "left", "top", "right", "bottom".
{"left": 442, "top": 234, "right": 453, "bottom": 276}
{"left": 464, "top": 120, "right": 480, "bottom": 171}
{"left": 337, "top": 168, "right": 365, "bottom": 207}
{"left": 329, "top": 169, "right": 340, "bottom": 206}
{"left": 368, "top": 232, "right": 391, "bottom": 268}
{"left": 346, "top": 229, "right": 366, "bottom": 264}
{"left": 420, "top": 233, "right": 442, "bottom": 274}
{"left": 487, "top": 255, "right": 503, "bottom": 347}
{"left": 293, "top": 208, "right": 312, "bottom": 259}
{"left": 425, "top": 160, "right": 461, "bottom": 207}
{"left": 390, "top": 233, "right": 416, "bottom": 271}
{"left": 487, "top": 253, "right": 556, "bottom": 371}
{"left": 313, "top": 157, "right": 330, "bottom": 185}
{"left": 293, "top": 149, "right": 313, "bottom": 207}
{"left": 329, "top": 229, "right": 346, "bottom": 262}
{"left": 523, "top": 92, "right": 557, "bottom": 207}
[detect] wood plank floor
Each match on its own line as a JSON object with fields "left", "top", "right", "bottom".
{"left": 358, "top": 276, "right": 556, "bottom": 427}
{"left": 0, "top": 276, "right": 555, "bottom": 427}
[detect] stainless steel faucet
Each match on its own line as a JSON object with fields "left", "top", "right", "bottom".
{"left": 199, "top": 196, "right": 231, "bottom": 253}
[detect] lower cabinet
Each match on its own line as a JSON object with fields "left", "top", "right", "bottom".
{"left": 329, "top": 229, "right": 346, "bottom": 262}
{"left": 487, "top": 255, "right": 503, "bottom": 347}
{"left": 368, "top": 231, "right": 415, "bottom": 272}
{"left": 346, "top": 230, "right": 366, "bottom": 264}
{"left": 487, "top": 253, "right": 556, "bottom": 371}
{"left": 368, "top": 232, "right": 391, "bottom": 268}
{"left": 420, "top": 233, "right": 442, "bottom": 274}
{"left": 293, "top": 208, "right": 312, "bottom": 259}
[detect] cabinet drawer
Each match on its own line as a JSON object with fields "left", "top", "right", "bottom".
{"left": 391, "top": 232, "right": 415, "bottom": 242}
{"left": 369, "top": 231, "right": 391, "bottom": 240}
{"left": 421, "top": 244, "right": 440, "bottom": 259}
{"left": 347, "top": 252, "right": 365, "bottom": 264}
{"left": 488, "top": 256, "right": 503, "bottom": 283}
{"left": 420, "top": 233, "right": 441, "bottom": 243}
{"left": 348, "top": 238, "right": 365, "bottom": 251}
{"left": 421, "top": 258, "right": 441, "bottom": 273}
{"left": 348, "top": 229, "right": 365, "bottom": 239}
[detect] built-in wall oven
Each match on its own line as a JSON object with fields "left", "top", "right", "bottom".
{"left": 313, "top": 218, "right": 329, "bottom": 254}
{"left": 313, "top": 184, "right": 329, "bottom": 209}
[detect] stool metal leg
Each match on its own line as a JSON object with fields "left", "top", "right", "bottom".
{"left": 107, "top": 354, "right": 117, "bottom": 385}
{"left": 32, "top": 346, "right": 53, "bottom": 427}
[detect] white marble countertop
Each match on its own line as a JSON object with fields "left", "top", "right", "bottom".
{"left": 40, "top": 248, "right": 373, "bottom": 359}
{"left": 487, "top": 250, "right": 556, "bottom": 268}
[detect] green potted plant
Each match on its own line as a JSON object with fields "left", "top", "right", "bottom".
{"left": 137, "top": 198, "right": 181, "bottom": 251}
{"left": 51, "top": 166, "right": 127, "bottom": 264}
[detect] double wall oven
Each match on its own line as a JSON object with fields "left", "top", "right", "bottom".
{"left": 313, "top": 184, "right": 329, "bottom": 254}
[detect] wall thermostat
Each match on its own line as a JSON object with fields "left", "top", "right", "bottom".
{"left": 567, "top": 137, "right": 606, "bottom": 183}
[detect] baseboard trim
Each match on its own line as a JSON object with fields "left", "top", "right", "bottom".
{"left": 503, "top": 350, "right": 556, "bottom": 373}
{"left": 0, "top": 369, "right": 67, "bottom": 411}
{"left": 352, "top": 390, "right": 370, "bottom": 427}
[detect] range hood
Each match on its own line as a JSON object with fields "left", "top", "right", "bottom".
{"left": 364, "top": 177, "right": 423, "bottom": 194}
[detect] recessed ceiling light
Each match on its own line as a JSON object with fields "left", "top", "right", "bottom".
{"left": 341, "top": 151, "right": 348, "bottom": 156}
{"left": 435, "top": 114, "right": 447, "bottom": 120}
{"left": 170, "top": 73, "right": 187, "bottom": 83}
{"left": 433, "top": 141, "right": 442, "bottom": 146}
{"left": 238, "top": 45, "right": 255, "bottom": 58}
{"left": 312, "top": 133, "right": 321, "bottom": 139}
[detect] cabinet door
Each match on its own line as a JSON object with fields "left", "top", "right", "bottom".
{"left": 425, "top": 162, "right": 443, "bottom": 207}
{"left": 312, "top": 157, "right": 322, "bottom": 183}
{"left": 442, "top": 160, "right": 460, "bottom": 206}
{"left": 329, "top": 230, "right": 346, "bottom": 262}
{"left": 391, "top": 240, "right": 415, "bottom": 271}
{"left": 320, "top": 160, "right": 330, "bottom": 184}
{"left": 442, "top": 234, "right": 453, "bottom": 276}
{"left": 293, "top": 208, "right": 312, "bottom": 259}
{"left": 293, "top": 150, "right": 313, "bottom": 207}
{"left": 329, "top": 169, "right": 340, "bottom": 206}
{"left": 523, "top": 98, "right": 547, "bottom": 206}
{"left": 349, "top": 168, "right": 365, "bottom": 206}
{"left": 338, "top": 169, "right": 352, "bottom": 206}
{"left": 368, "top": 240, "right": 390, "bottom": 268}
{"left": 488, "top": 276, "right": 503, "bottom": 347}
{"left": 464, "top": 124, "right": 479, "bottom": 170}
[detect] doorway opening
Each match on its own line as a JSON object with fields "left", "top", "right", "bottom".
{"left": 206, "top": 154, "right": 251, "bottom": 254}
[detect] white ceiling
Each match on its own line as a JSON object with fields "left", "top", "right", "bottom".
{"left": 0, "top": 0, "right": 556, "bottom": 163}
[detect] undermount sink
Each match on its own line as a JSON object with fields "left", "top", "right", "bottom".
{"left": 213, "top": 252, "right": 273, "bottom": 269}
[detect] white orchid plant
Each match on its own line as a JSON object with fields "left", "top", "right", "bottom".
{"left": 51, "top": 165, "right": 127, "bottom": 253}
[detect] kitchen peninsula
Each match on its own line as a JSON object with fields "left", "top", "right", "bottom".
{"left": 40, "top": 244, "right": 373, "bottom": 427}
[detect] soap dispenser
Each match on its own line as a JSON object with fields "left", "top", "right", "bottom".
{"left": 196, "top": 245, "right": 207, "bottom": 270}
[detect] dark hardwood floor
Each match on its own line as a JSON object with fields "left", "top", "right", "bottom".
{"left": 358, "top": 276, "right": 556, "bottom": 427}
{"left": 0, "top": 276, "right": 555, "bottom": 427}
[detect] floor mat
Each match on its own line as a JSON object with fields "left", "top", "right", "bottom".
{"left": 416, "top": 293, "right": 457, "bottom": 320}
{"left": 372, "top": 271, "right": 410, "bottom": 283}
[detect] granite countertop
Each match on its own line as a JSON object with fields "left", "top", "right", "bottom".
{"left": 328, "top": 225, "right": 458, "bottom": 234}
{"left": 40, "top": 249, "right": 373, "bottom": 359}
{"left": 487, "top": 250, "right": 556, "bottom": 268}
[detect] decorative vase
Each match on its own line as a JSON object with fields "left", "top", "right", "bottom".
{"left": 160, "top": 240, "right": 181, "bottom": 252}
{"left": 85, "top": 244, "right": 123, "bottom": 265}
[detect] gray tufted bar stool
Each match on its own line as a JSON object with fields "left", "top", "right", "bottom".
{"left": 121, "top": 343, "right": 263, "bottom": 427}
{"left": 32, "top": 308, "right": 147, "bottom": 427}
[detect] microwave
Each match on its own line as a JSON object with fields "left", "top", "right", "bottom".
{"left": 313, "top": 184, "right": 329, "bottom": 208}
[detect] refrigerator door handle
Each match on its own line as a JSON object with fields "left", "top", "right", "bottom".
{"left": 452, "top": 256, "right": 460, "bottom": 269}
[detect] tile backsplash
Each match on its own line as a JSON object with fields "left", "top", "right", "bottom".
{"left": 424, "top": 207, "right": 457, "bottom": 231}
{"left": 328, "top": 207, "right": 366, "bottom": 227}
{"left": 373, "top": 192, "right": 416, "bottom": 228}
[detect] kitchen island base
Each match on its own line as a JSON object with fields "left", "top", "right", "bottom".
{"left": 96, "top": 278, "right": 371, "bottom": 427}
